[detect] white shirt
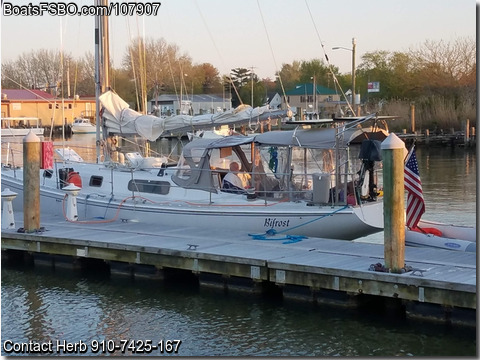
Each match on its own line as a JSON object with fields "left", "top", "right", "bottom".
{"left": 223, "top": 172, "right": 244, "bottom": 189}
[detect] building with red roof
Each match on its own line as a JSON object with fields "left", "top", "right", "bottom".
{"left": 1, "top": 89, "right": 97, "bottom": 128}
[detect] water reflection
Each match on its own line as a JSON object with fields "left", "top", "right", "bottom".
{"left": 1, "top": 135, "right": 476, "bottom": 356}
{"left": 1, "top": 267, "right": 476, "bottom": 357}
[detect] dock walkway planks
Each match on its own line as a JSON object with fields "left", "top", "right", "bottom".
{"left": 1, "top": 211, "right": 476, "bottom": 313}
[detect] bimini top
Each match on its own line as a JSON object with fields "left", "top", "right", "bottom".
{"left": 182, "top": 126, "right": 389, "bottom": 156}
{"left": 174, "top": 126, "right": 389, "bottom": 193}
{"left": 253, "top": 127, "right": 389, "bottom": 149}
{"left": 181, "top": 135, "right": 254, "bottom": 158}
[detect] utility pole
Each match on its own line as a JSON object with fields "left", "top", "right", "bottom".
{"left": 311, "top": 74, "right": 317, "bottom": 118}
{"left": 250, "top": 66, "right": 257, "bottom": 107}
{"left": 332, "top": 37, "right": 357, "bottom": 116}
{"left": 351, "top": 37, "right": 356, "bottom": 115}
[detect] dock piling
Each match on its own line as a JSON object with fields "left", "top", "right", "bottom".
{"left": 464, "top": 119, "right": 470, "bottom": 146}
{"left": 381, "top": 133, "right": 406, "bottom": 272}
{"left": 410, "top": 103, "right": 415, "bottom": 133}
{"left": 23, "top": 131, "right": 41, "bottom": 232}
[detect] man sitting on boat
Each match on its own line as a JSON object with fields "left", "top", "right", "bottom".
{"left": 222, "top": 162, "right": 250, "bottom": 194}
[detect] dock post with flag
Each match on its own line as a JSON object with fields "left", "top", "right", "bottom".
{"left": 381, "top": 133, "right": 406, "bottom": 273}
{"left": 404, "top": 146, "right": 425, "bottom": 230}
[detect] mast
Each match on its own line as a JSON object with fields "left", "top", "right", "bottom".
{"left": 94, "top": 0, "right": 101, "bottom": 163}
{"left": 101, "top": 0, "right": 110, "bottom": 92}
{"left": 95, "top": 0, "right": 110, "bottom": 163}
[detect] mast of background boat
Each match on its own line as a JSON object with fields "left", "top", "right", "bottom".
{"left": 59, "top": 16, "right": 67, "bottom": 167}
{"left": 95, "top": 0, "right": 110, "bottom": 163}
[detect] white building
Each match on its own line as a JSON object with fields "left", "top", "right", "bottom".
{"left": 266, "top": 92, "right": 282, "bottom": 109}
{"left": 149, "top": 94, "right": 231, "bottom": 117}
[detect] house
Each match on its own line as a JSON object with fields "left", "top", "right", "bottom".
{"left": 265, "top": 92, "right": 282, "bottom": 109}
{"left": 149, "top": 94, "right": 232, "bottom": 116}
{"left": 283, "top": 83, "right": 341, "bottom": 119}
{"left": 1, "top": 89, "right": 97, "bottom": 127}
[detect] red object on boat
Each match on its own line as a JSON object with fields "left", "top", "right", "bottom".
{"left": 66, "top": 171, "right": 82, "bottom": 188}
{"left": 411, "top": 226, "right": 443, "bottom": 237}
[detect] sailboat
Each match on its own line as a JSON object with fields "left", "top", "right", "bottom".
{"left": 0, "top": 1, "right": 389, "bottom": 241}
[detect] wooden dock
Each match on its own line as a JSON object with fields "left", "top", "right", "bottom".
{"left": 1, "top": 212, "right": 476, "bottom": 326}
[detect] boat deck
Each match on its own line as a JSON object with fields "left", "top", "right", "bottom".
{"left": 1, "top": 211, "right": 476, "bottom": 324}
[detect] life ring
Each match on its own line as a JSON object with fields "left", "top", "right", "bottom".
{"left": 411, "top": 226, "right": 443, "bottom": 237}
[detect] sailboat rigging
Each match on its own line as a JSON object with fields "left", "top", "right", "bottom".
{"left": 1, "top": 0, "right": 394, "bottom": 242}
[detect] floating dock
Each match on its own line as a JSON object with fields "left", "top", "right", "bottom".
{"left": 1, "top": 211, "right": 476, "bottom": 326}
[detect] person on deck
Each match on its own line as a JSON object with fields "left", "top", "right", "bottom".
{"left": 222, "top": 162, "right": 249, "bottom": 193}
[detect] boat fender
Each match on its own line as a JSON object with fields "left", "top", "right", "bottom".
{"left": 66, "top": 171, "right": 82, "bottom": 188}
{"left": 411, "top": 227, "right": 443, "bottom": 237}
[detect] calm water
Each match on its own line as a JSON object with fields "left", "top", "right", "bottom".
{"left": 1, "top": 135, "right": 477, "bottom": 357}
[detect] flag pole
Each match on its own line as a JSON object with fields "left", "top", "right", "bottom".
{"left": 404, "top": 144, "right": 414, "bottom": 163}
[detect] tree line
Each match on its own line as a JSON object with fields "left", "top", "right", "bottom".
{"left": 1, "top": 36, "right": 475, "bottom": 130}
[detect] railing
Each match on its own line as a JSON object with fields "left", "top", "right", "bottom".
{"left": 1, "top": 140, "right": 383, "bottom": 208}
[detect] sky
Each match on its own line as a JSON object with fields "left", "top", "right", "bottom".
{"left": 0, "top": 0, "right": 476, "bottom": 80}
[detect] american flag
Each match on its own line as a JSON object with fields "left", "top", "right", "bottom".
{"left": 404, "top": 146, "right": 425, "bottom": 229}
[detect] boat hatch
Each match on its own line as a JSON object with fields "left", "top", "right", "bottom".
{"left": 89, "top": 175, "right": 103, "bottom": 187}
{"left": 128, "top": 179, "right": 171, "bottom": 195}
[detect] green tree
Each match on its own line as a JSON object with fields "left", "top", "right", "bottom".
{"left": 299, "top": 59, "right": 337, "bottom": 87}
{"left": 191, "top": 63, "right": 222, "bottom": 94}
{"left": 229, "top": 68, "right": 252, "bottom": 107}
{"left": 356, "top": 50, "right": 393, "bottom": 99}
{"left": 276, "top": 59, "right": 340, "bottom": 96}
{"left": 239, "top": 78, "right": 266, "bottom": 108}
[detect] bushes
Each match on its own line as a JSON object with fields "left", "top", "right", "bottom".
{"left": 377, "top": 91, "right": 476, "bottom": 133}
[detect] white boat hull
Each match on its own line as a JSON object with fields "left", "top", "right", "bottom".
{"left": 72, "top": 127, "right": 96, "bottom": 134}
{"left": 1, "top": 117, "right": 44, "bottom": 138}
{"left": 1, "top": 128, "right": 45, "bottom": 137}
{"left": 405, "top": 219, "right": 476, "bottom": 252}
{"left": 1, "top": 165, "right": 383, "bottom": 241}
{"left": 71, "top": 125, "right": 97, "bottom": 134}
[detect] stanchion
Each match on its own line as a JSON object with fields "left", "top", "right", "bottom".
{"left": 2, "top": 188, "right": 18, "bottom": 229}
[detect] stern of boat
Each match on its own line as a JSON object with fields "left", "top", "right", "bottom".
{"left": 352, "top": 201, "right": 384, "bottom": 232}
